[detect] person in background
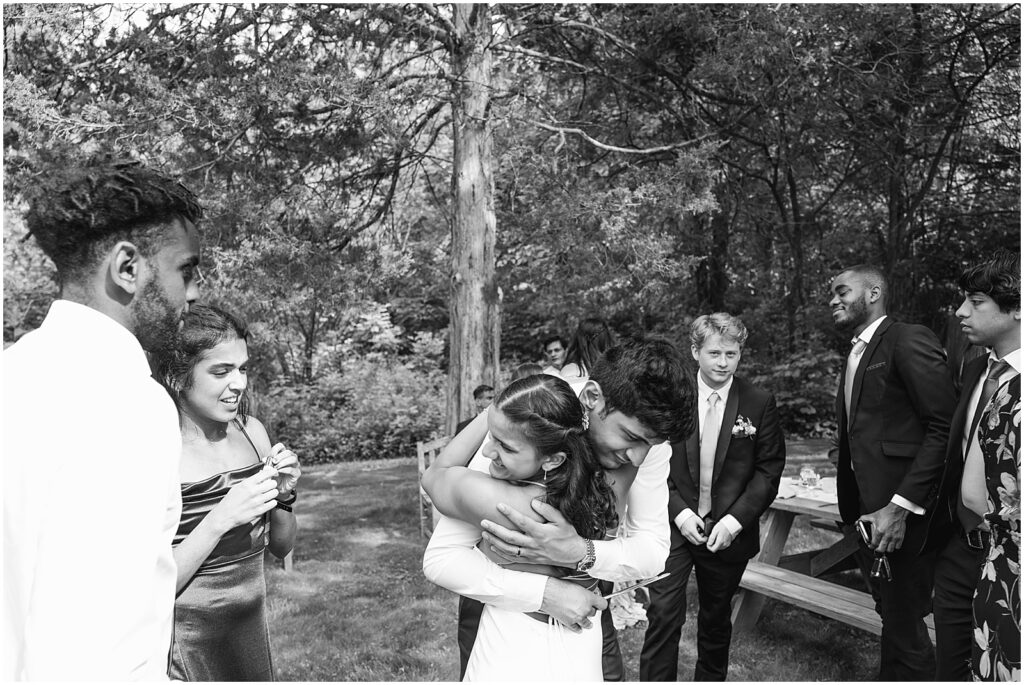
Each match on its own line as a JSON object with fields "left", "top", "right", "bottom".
{"left": 157, "top": 304, "right": 300, "bottom": 681}
{"left": 561, "top": 318, "right": 616, "bottom": 379}
{"left": 541, "top": 334, "right": 567, "bottom": 375}
{"left": 923, "top": 249, "right": 1020, "bottom": 681}
{"left": 639, "top": 313, "right": 785, "bottom": 681}
{"left": 3, "top": 161, "right": 202, "bottom": 679}
{"left": 829, "top": 264, "right": 956, "bottom": 680}
{"left": 456, "top": 384, "right": 496, "bottom": 434}
{"left": 512, "top": 362, "right": 544, "bottom": 381}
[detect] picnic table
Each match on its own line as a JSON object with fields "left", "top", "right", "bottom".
{"left": 730, "top": 476, "right": 935, "bottom": 640}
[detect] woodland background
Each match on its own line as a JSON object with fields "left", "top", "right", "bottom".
{"left": 3, "top": 4, "right": 1020, "bottom": 463}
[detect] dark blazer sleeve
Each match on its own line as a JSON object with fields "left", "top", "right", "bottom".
{"left": 725, "top": 391, "right": 786, "bottom": 529}
{"left": 667, "top": 477, "right": 686, "bottom": 522}
{"left": 893, "top": 324, "right": 957, "bottom": 508}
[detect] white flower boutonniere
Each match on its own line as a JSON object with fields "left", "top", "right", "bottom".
{"left": 732, "top": 415, "right": 757, "bottom": 439}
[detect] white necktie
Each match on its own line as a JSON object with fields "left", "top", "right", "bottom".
{"left": 698, "top": 392, "right": 721, "bottom": 517}
{"left": 844, "top": 337, "right": 867, "bottom": 423}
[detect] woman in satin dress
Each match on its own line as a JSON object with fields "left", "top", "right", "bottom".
{"left": 158, "top": 304, "right": 301, "bottom": 680}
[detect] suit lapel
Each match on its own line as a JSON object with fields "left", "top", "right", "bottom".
{"left": 685, "top": 417, "right": 700, "bottom": 485}
{"left": 849, "top": 317, "right": 892, "bottom": 425}
{"left": 712, "top": 379, "right": 741, "bottom": 485}
{"left": 954, "top": 356, "right": 990, "bottom": 461}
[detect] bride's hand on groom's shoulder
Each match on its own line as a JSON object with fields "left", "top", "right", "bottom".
{"left": 481, "top": 500, "right": 585, "bottom": 567}
{"left": 539, "top": 577, "right": 608, "bottom": 633}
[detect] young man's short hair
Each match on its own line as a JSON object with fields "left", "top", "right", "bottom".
{"left": 690, "top": 313, "right": 748, "bottom": 350}
{"left": 472, "top": 384, "right": 494, "bottom": 400}
{"left": 25, "top": 160, "right": 202, "bottom": 282}
{"left": 542, "top": 335, "right": 566, "bottom": 350}
{"left": 589, "top": 337, "right": 696, "bottom": 443}
{"left": 958, "top": 249, "right": 1021, "bottom": 313}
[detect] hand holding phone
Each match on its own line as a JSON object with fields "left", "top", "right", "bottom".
{"left": 855, "top": 519, "right": 873, "bottom": 546}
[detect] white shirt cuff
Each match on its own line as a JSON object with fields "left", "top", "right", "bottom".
{"left": 891, "top": 494, "right": 925, "bottom": 516}
{"left": 675, "top": 508, "right": 697, "bottom": 531}
{"left": 720, "top": 514, "right": 743, "bottom": 536}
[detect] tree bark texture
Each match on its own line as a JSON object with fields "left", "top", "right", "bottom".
{"left": 447, "top": 3, "right": 500, "bottom": 434}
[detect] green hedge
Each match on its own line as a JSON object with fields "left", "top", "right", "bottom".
{"left": 257, "top": 357, "right": 446, "bottom": 464}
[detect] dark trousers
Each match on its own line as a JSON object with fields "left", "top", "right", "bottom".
{"left": 458, "top": 584, "right": 624, "bottom": 681}
{"left": 933, "top": 530, "right": 986, "bottom": 681}
{"left": 639, "top": 526, "right": 748, "bottom": 681}
{"left": 856, "top": 538, "right": 936, "bottom": 681}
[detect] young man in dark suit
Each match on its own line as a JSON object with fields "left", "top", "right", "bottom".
{"left": 639, "top": 313, "right": 786, "bottom": 681}
{"left": 830, "top": 264, "right": 956, "bottom": 681}
{"left": 922, "top": 250, "right": 1021, "bottom": 680}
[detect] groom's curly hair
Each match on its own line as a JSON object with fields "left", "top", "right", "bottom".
{"left": 959, "top": 249, "right": 1020, "bottom": 313}
{"left": 495, "top": 374, "right": 619, "bottom": 539}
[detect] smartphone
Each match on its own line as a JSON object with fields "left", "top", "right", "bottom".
{"left": 855, "top": 519, "right": 872, "bottom": 544}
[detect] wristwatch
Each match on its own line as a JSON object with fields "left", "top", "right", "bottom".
{"left": 575, "top": 538, "right": 596, "bottom": 573}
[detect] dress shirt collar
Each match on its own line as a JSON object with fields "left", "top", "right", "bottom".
{"left": 41, "top": 300, "right": 153, "bottom": 378}
{"left": 854, "top": 314, "right": 887, "bottom": 345}
{"left": 696, "top": 371, "right": 733, "bottom": 406}
{"left": 987, "top": 346, "right": 1022, "bottom": 375}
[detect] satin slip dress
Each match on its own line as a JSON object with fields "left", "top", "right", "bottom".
{"left": 169, "top": 421, "right": 274, "bottom": 681}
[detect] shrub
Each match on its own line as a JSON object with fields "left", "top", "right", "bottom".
{"left": 257, "top": 356, "right": 446, "bottom": 464}
{"left": 745, "top": 347, "right": 842, "bottom": 439}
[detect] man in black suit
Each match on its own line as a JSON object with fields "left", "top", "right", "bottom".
{"left": 830, "top": 264, "right": 956, "bottom": 680}
{"left": 923, "top": 250, "right": 1021, "bottom": 680}
{"left": 454, "top": 384, "right": 494, "bottom": 434}
{"left": 639, "top": 313, "right": 785, "bottom": 681}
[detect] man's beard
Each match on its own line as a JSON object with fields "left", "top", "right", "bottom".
{"left": 133, "top": 276, "right": 182, "bottom": 358}
{"left": 836, "top": 295, "right": 869, "bottom": 331}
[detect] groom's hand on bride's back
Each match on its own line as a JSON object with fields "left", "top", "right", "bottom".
{"left": 539, "top": 577, "right": 607, "bottom": 633}
{"left": 481, "top": 500, "right": 587, "bottom": 567}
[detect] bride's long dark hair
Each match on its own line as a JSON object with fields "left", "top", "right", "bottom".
{"left": 494, "top": 374, "right": 618, "bottom": 539}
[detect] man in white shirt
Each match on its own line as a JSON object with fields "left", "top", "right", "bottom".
{"left": 829, "top": 264, "right": 956, "bottom": 680}
{"left": 3, "top": 161, "right": 203, "bottom": 680}
{"left": 540, "top": 334, "right": 567, "bottom": 375}
{"left": 423, "top": 337, "right": 696, "bottom": 679}
{"left": 923, "top": 249, "right": 1021, "bottom": 680}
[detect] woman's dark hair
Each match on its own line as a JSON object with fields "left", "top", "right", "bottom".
{"left": 563, "top": 318, "right": 616, "bottom": 377}
{"left": 156, "top": 304, "right": 251, "bottom": 422}
{"left": 494, "top": 374, "right": 618, "bottom": 539}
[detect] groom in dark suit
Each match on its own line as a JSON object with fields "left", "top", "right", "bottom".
{"left": 830, "top": 264, "right": 956, "bottom": 681}
{"left": 639, "top": 313, "right": 785, "bottom": 681}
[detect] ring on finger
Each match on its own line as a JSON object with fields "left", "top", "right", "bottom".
{"left": 515, "top": 546, "right": 521, "bottom": 557}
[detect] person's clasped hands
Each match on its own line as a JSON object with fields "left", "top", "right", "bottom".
{"left": 208, "top": 442, "right": 302, "bottom": 532}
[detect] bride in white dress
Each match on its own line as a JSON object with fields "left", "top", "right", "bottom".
{"left": 422, "top": 374, "right": 628, "bottom": 681}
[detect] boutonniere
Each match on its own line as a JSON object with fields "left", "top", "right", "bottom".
{"left": 732, "top": 415, "right": 757, "bottom": 439}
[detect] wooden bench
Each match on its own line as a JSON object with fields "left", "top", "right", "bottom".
{"left": 417, "top": 436, "right": 450, "bottom": 538}
{"left": 739, "top": 561, "right": 935, "bottom": 641}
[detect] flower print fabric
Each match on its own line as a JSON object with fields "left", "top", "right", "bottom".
{"left": 971, "top": 375, "right": 1020, "bottom": 682}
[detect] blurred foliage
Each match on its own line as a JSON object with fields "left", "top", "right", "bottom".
{"left": 3, "top": 4, "right": 1018, "bottom": 452}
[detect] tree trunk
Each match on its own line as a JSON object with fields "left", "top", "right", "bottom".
{"left": 447, "top": 3, "right": 500, "bottom": 435}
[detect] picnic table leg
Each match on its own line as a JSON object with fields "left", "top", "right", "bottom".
{"left": 732, "top": 509, "right": 796, "bottom": 633}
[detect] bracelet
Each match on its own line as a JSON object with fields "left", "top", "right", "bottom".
{"left": 277, "top": 489, "right": 297, "bottom": 505}
{"left": 275, "top": 500, "right": 293, "bottom": 513}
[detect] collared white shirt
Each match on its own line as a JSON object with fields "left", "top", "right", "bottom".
{"left": 846, "top": 315, "right": 888, "bottom": 405}
{"left": 3, "top": 300, "right": 182, "bottom": 680}
{"left": 961, "top": 348, "right": 1022, "bottom": 459}
{"left": 423, "top": 378, "right": 671, "bottom": 611}
{"left": 674, "top": 374, "right": 742, "bottom": 536}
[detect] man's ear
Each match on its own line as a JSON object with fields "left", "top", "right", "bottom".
{"left": 579, "top": 380, "right": 604, "bottom": 413}
{"left": 543, "top": 452, "right": 567, "bottom": 471}
{"left": 109, "top": 241, "right": 142, "bottom": 295}
{"left": 868, "top": 285, "right": 882, "bottom": 304}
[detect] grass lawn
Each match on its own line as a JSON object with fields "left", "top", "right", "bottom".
{"left": 265, "top": 454, "right": 881, "bottom": 681}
